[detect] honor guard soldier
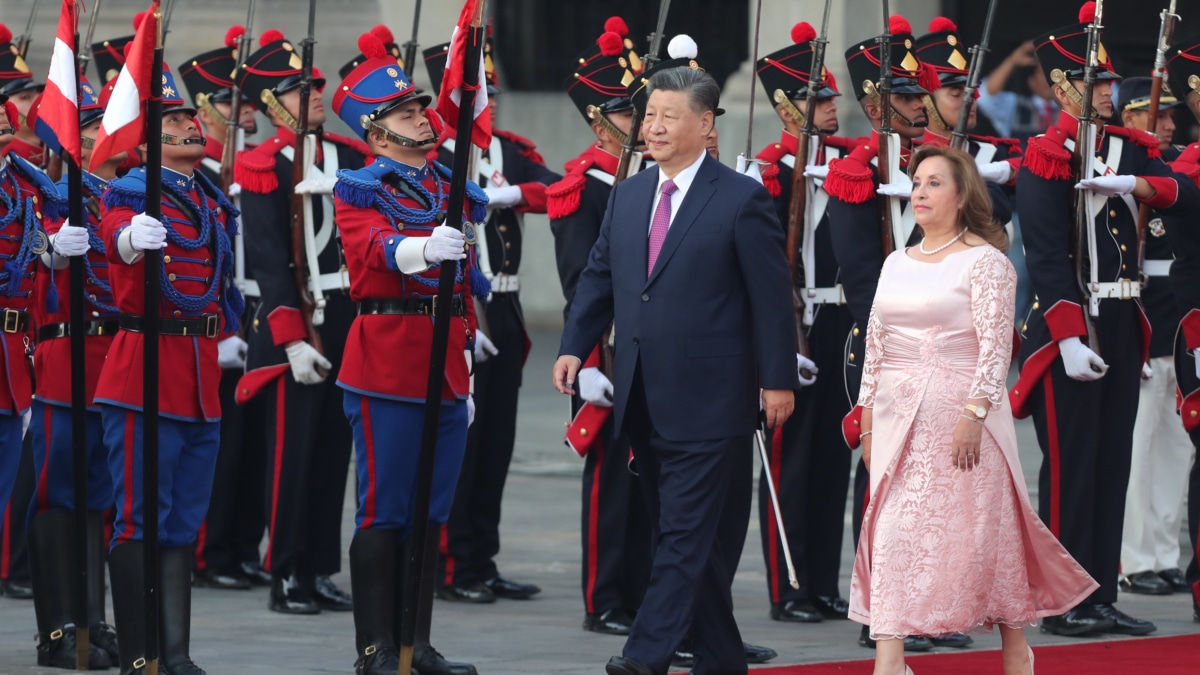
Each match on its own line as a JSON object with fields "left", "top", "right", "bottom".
{"left": 330, "top": 30, "right": 484, "bottom": 675}
{"left": 751, "top": 20, "right": 857, "bottom": 627}
{"left": 1112, "top": 77, "right": 1193, "bottom": 597}
{"left": 26, "top": 77, "right": 123, "bottom": 669}
{"left": 1009, "top": 1, "right": 1200, "bottom": 637}
{"left": 424, "top": 34, "right": 561, "bottom": 604}
{"left": 233, "top": 28, "right": 366, "bottom": 615}
{"left": 93, "top": 63, "right": 244, "bottom": 675}
{"left": 549, "top": 17, "right": 651, "bottom": 637}
{"left": 0, "top": 23, "right": 45, "bottom": 166}
{"left": 179, "top": 25, "right": 270, "bottom": 591}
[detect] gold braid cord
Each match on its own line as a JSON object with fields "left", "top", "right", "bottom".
{"left": 261, "top": 89, "right": 300, "bottom": 131}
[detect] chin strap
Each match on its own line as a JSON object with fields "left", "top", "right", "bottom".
{"left": 0, "top": 127, "right": 14, "bottom": 136}
{"left": 261, "top": 89, "right": 300, "bottom": 131}
{"left": 586, "top": 106, "right": 629, "bottom": 146}
{"left": 924, "top": 96, "right": 952, "bottom": 133}
{"left": 361, "top": 115, "right": 438, "bottom": 149}
{"left": 863, "top": 82, "right": 930, "bottom": 129}
{"left": 161, "top": 133, "right": 208, "bottom": 147}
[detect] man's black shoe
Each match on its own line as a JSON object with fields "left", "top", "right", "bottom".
{"left": 0, "top": 578, "right": 33, "bottom": 599}
{"left": 193, "top": 568, "right": 252, "bottom": 590}
{"left": 743, "top": 642, "right": 777, "bottom": 664}
{"left": 239, "top": 561, "right": 272, "bottom": 587}
{"left": 313, "top": 575, "right": 353, "bottom": 611}
{"left": 770, "top": 599, "right": 823, "bottom": 623}
{"left": 1039, "top": 607, "right": 1114, "bottom": 636}
{"left": 584, "top": 609, "right": 634, "bottom": 635}
{"left": 160, "top": 657, "right": 206, "bottom": 675}
{"left": 1092, "top": 603, "right": 1157, "bottom": 635}
{"left": 1193, "top": 606, "right": 1199, "bottom": 623}
{"left": 484, "top": 575, "right": 540, "bottom": 599}
{"left": 812, "top": 595, "right": 850, "bottom": 620}
{"left": 413, "top": 644, "right": 477, "bottom": 675}
{"left": 930, "top": 632, "right": 973, "bottom": 648}
{"left": 268, "top": 574, "right": 320, "bottom": 615}
{"left": 91, "top": 622, "right": 120, "bottom": 663}
{"left": 858, "top": 626, "right": 933, "bottom": 652}
{"left": 1119, "top": 570, "right": 1172, "bottom": 595}
{"left": 606, "top": 656, "right": 655, "bottom": 675}
{"left": 436, "top": 581, "right": 496, "bottom": 604}
{"left": 1158, "top": 568, "right": 1189, "bottom": 593}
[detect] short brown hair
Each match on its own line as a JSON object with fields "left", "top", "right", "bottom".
{"left": 908, "top": 145, "right": 1008, "bottom": 251}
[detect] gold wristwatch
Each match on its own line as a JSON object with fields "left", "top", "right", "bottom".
{"left": 964, "top": 404, "right": 988, "bottom": 421}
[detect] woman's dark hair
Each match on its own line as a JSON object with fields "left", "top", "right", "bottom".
{"left": 909, "top": 145, "right": 1009, "bottom": 251}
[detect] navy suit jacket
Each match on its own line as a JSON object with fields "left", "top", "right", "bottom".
{"left": 559, "top": 153, "right": 798, "bottom": 442}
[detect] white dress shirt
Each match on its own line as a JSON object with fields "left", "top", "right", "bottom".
{"left": 648, "top": 150, "right": 707, "bottom": 234}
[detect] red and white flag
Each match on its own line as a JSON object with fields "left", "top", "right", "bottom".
{"left": 89, "top": 1, "right": 158, "bottom": 171}
{"left": 434, "top": 0, "right": 491, "bottom": 150}
{"left": 37, "top": 0, "right": 81, "bottom": 164}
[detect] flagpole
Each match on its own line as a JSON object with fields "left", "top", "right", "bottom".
{"left": 142, "top": 5, "right": 165, "bottom": 674}
{"left": 399, "top": 3, "right": 487, "bottom": 674}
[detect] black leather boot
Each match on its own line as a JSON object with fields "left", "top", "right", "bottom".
{"left": 29, "top": 511, "right": 112, "bottom": 669}
{"left": 159, "top": 546, "right": 204, "bottom": 675}
{"left": 88, "top": 512, "right": 120, "bottom": 664}
{"left": 409, "top": 526, "right": 477, "bottom": 675}
{"left": 108, "top": 542, "right": 149, "bottom": 675}
{"left": 351, "top": 529, "right": 408, "bottom": 675}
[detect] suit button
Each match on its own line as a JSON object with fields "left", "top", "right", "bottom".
{"left": 632, "top": 338, "right": 640, "bottom": 345}
{"left": 1111, "top": 227, "right": 1118, "bottom": 235}
{"left": 499, "top": 225, "right": 507, "bottom": 233}
{"left": 642, "top": 294, "right": 649, "bottom": 302}
{"left": 505, "top": 242, "right": 511, "bottom": 249}
{"left": 848, "top": 353, "right": 856, "bottom": 362}
{"left": 1120, "top": 244, "right": 1127, "bottom": 252}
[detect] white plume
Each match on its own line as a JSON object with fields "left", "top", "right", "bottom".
{"left": 667, "top": 34, "right": 698, "bottom": 60}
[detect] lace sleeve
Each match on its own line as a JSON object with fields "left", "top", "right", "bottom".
{"left": 968, "top": 248, "right": 1018, "bottom": 407}
{"left": 857, "top": 302, "right": 887, "bottom": 409}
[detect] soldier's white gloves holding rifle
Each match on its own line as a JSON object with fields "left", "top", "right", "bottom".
{"left": 423, "top": 226, "right": 467, "bottom": 264}
{"left": 977, "top": 161, "right": 1014, "bottom": 185}
{"left": 218, "top": 336, "right": 249, "bottom": 370}
{"left": 286, "top": 341, "right": 331, "bottom": 385}
{"left": 1076, "top": 175, "right": 1137, "bottom": 197}
{"left": 474, "top": 331, "right": 498, "bottom": 363}
{"left": 796, "top": 354, "right": 818, "bottom": 387}
{"left": 578, "top": 367, "right": 614, "bottom": 407}
{"left": 293, "top": 176, "right": 338, "bottom": 195}
{"left": 129, "top": 213, "right": 167, "bottom": 250}
{"left": 803, "top": 164, "right": 829, "bottom": 180}
{"left": 876, "top": 173, "right": 913, "bottom": 199}
{"left": 52, "top": 221, "right": 90, "bottom": 257}
{"left": 1058, "top": 336, "right": 1108, "bottom": 381}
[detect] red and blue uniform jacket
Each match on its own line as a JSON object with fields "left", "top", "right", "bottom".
{"left": 93, "top": 167, "right": 243, "bottom": 422}
{"left": 1163, "top": 145, "right": 1200, "bottom": 431}
{"left": 333, "top": 156, "right": 488, "bottom": 403}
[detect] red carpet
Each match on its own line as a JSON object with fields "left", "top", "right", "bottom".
{"left": 750, "top": 633, "right": 1198, "bottom": 674}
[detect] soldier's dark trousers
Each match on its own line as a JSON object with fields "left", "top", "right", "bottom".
{"left": 440, "top": 292, "right": 524, "bottom": 586}
{"left": 1176, "top": 334, "right": 1200, "bottom": 611}
{"left": 1, "top": 433, "right": 33, "bottom": 587}
{"left": 262, "top": 296, "right": 353, "bottom": 578}
{"left": 1029, "top": 301, "right": 1142, "bottom": 606}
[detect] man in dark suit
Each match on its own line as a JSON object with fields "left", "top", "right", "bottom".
{"left": 553, "top": 65, "right": 798, "bottom": 675}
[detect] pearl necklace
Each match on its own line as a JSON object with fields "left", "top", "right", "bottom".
{"left": 918, "top": 228, "right": 966, "bottom": 255}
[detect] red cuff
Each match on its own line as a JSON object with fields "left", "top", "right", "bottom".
{"left": 1182, "top": 309, "right": 1200, "bottom": 352}
{"left": 1181, "top": 389, "right": 1200, "bottom": 433}
{"left": 1139, "top": 175, "right": 1179, "bottom": 209}
{"left": 564, "top": 403, "right": 611, "bottom": 458}
{"left": 515, "top": 183, "right": 548, "bottom": 214}
{"left": 267, "top": 306, "right": 307, "bottom": 347}
{"left": 1005, "top": 157, "right": 1022, "bottom": 186}
{"left": 1044, "top": 299, "right": 1087, "bottom": 342}
{"left": 583, "top": 344, "right": 602, "bottom": 370}
{"left": 842, "top": 405, "right": 864, "bottom": 449}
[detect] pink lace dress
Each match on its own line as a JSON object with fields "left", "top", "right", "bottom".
{"left": 848, "top": 245, "right": 1097, "bottom": 639}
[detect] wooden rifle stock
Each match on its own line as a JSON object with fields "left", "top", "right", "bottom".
{"left": 1071, "top": 0, "right": 1105, "bottom": 356}
{"left": 787, "top": 128, "right": 813, "bottom": 364}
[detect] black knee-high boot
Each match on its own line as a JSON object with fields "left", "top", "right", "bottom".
{"left": 108, "top": 542, "right": 149, "bottom": 675}
{"left": 159, "top": 546, "right": 203, "bottom": 675}
{"left": 88, "top": 512, "right": 120, "bottom": 664}
{"left": 407, "top": 525, "right": 477, "bottom": 675}
{"left": 29, "top": 511, "right": 112, "bottom": 669}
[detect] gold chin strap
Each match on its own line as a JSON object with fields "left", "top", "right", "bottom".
{"left": 81, "top": 135, "right": 95, "bottom": 150}
{"left": 260, "top": 89, "right": 300, "bottom": 131}
{"left": 1050, "top": 69, "right": 1103, "bottom": 120}
{"left": 923, "top": 95, "right": 952, "bottom": 133}
{"left": 773, "top": 90, "right": 808, "bottom": 128}
{"left": 586, "top": 105, "right": 628, "bottom": 146}
{"left": 195, "top": 93, "right": 232, "bottom": 134}
{"left": 862, "top": 80, "right": 922, "bottom": 126}
{"left": 361, "top": 115, "right": 437, "bottom": 149}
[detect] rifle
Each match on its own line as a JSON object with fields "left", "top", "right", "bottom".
{"left": 220, "top": 0, "right": 256, "bottom": 194}
{"left": 15, "top": 0, "right": 43, "bottom": 58}
{"left": 1071, "top": 0, "right": 1105, "bottom": 355}
{"left": 614, "top": 0, "right": 672, "bottom": 184}
{"left": 78, "top": 0, "right": 104, "bottom": 76}
{"left": 402, "top": 0, "right": 423, "bottom": 85}
{"left": 162, "top": 0, "right": 178, "bottom": 35}
{"left": 876, "top": 0, "right": 897, "bottom": 259}
{"left": 288, "top": 0, "right": 326, "bottom": 371}
{"left": 951, "top": 0, "right": 999, "bottom": 151}
{"left": 1136, "top": 0, "right": 1179, "bottom": 279}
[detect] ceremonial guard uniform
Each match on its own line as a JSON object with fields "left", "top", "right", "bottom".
{"left": 95, "top": 64, "right": 243, "bottom": 674}
{"left": 748, "top": 21, "right": 858, "bottom": 626}
{"left": 549, "top": 17, "right": 651, "bottom": 636}
{"left": 1009, "top": 3, "right": 1200, "bottom": 637}
{"left": 180, "top": 26, "right": 270, "bottom": 591}
{"left": 26, "top": 78, "right": 122, "bottom": 669}
{"left": 424, "top": 38, "right": 560, "bottom": 603}
{"left": 0, "top": 24, "right": 45, "bottom": 166}
{"left": 233, "top": 28, "right": 365, "bottom": 614}
{"left": 331, "top": 30, "right": 484, "bottom": 675}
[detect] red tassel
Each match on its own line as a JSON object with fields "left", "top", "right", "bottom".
{"left": 234, "top": 149, "right": 279, "bottom": 194}
{"left": 823, "top": 158, "right": 875, "bottom": 204}
{"left": 1022, "top": 137, "right": 1074, "bottom": 181}
{"left": 760, "top": 163, "right": 781, "bottom": 198}
{"left": 547, "top": 173, "right": 586, "bottom": 219}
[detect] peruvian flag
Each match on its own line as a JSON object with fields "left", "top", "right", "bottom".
{"left": 89, "top": 1, "right": 158, "bottom": 171}
{"left": 36, "top": 0, "right": 81, "bottom": 163}
{"left": 434, "top": 0, "right": 491, "bottom": 150}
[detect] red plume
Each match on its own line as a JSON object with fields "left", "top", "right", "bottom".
{"left": 791, "top": 22, "right": 817, "bottom": 45}
{"left": 358, "top": 33, "right": 388, "bottom": 60}
{"left": 889, "top": 15, "right": 913, "bottom": 35}
{"left": 825, "top": 71, "right": 839, "bottom": 94}
{"left": 0, "top": 24, "right": 12, "bottom": 45}
{"left": 225, "top": 26, "right": 246, "bottom": 49}
{"left": 604, "top": 16, "right": 629, "bottom": 37}
{"left": 598, "top": 31, "right": 624, "bottom": 57}
{"left": 928, "top": 17, "right": 957, "bottom": 33}
{"left": 260, "top": 29, "right": 285, "bottom": 46}
{"left": 4, "top": 101, "right": 20, "bottom": 133}
{"left": 918, "top": 63, "right": 942, "bottom": 93}
{"left": 1079, "top": 1, "right": 1097, "bottom": 23}
{"left": 370, "top": 24, "right": 395, "bottom": 44}
{"left": 133, "top": 11, "right": 148, "bottom": 29}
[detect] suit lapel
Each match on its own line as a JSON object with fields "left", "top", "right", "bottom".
{"left": 645, "top": 155, "right": 718, "bottom": 289}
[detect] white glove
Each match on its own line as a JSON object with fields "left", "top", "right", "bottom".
{"left": 128, "top": 213, "right": 167, "bottom": 251}
{"left": 293, "top": 176, "right": 338, "bottom": 195}
{"left": 1075, "top": 175, "right": 1137, "bottom": 198}
{"left": 876, "top": 174, "right": 913, "bottom": 199}
{"left": 474, "top": 331, "right": 498, "bottom": 363}
{"left": 467, "top": 396, "right": 476, "bottom": 426}
{"left": 1058, "top": 336, "right": 1108, "bottom": 381}
{"left": 976, "top": 160, "right": 1013, "bottom": 184}
{"left": 1194, "top": 351, "right": 1200, "bottom": 380}
{"left": 483, "top": 185, "right": 523, "bottom": 209}
{"left": 803, "top": 164, "right": 830, "bottom": 180}
{"left": 218, "top": 335, "right": 248, "bottom": 370}
{"left": 796, "top": 354, "right": 819, "bottom": 387}
{"left": 285, "top": 341, "right": 332, "bottom": 385}
{"left": 578, "top": 367, "right": 614, "bottom": 407}
{"left": 423, "top": 225, "right": 467, "bottom": 264}
{"left": 227, "top": 182, "right": 242, "bottom": 198}
{"left": 51, "top": 222, "right": 90, "bottom": 257}
{"left": 1141, "top": 362, "right": 1153, "bottom": 380}
{"left": 735, "top": 155, "right": 765, "bottom": 184}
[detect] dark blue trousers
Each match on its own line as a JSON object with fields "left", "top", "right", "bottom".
{"left": 0, "top": 413, "right": 23, "bottom": 512}
{"left": 28, "top": 401, "right": 112, "bottom": 520}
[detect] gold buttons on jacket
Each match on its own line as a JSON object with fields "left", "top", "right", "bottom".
{"left": 1120, "top": 244, "right": 1128, "bottom": 252}
{"left": 1111, "top": 228, "right": 1119, "bottom": 235}
{"left": 164, "top": 255, "right": 172, "bottom": 263}
{"left": 168, "top": 273, "right": 177, "bottom": 281}
{"left": 1109, "top": 210, "right": 1117, "bottom": 217}
{"left": 853, "top": 328, "right": 860, "bottom": 337}
{"left": 849, "top": 353, "right": 856, "bottom": 362}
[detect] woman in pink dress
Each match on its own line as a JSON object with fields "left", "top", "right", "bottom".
{"left": 849, "top": 146, "right": 1097, "bottom": 675}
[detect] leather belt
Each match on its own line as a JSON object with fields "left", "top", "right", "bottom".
{"left": 487, "top": 273, "right": 519, "bottom": 294}
{"left": 1, "top": 308, "right": 30, "bottom": 333}
{"left": 1089, "top": 279, "right": 1142, "bottom": 300}
{"left": 119, "top": 314, "right": 221, "bottom": 338}
{"left": 1143, "top": 259, "right": 1172, "bottom": 278}
{"left": 37, "top": 320, "right": 120, "bottom": 342}
{"left": 357, "top": 296, "right": 466, "bottom": 317}
{"left": 239, "top": 270, "right": 350, "bottom": 300}
{"left": 802, "top": 285, "right": 845, "bottom": 306}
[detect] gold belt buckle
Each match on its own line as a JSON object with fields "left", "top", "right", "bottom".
{"left": 430, "top": 296, "right": 438, "bottom": 317}
{"left": 205, "top": 315, "right": 219, "bottom": 338}
{"left": 1120, "top": 279, "right": 1134, "bottom": 300}
{"left": 3, "top": 309, "right": 20, "bottom": 333}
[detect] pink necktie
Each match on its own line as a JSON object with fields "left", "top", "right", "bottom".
{"left": 647, "top": 179, "right": 678, "bottom": 276}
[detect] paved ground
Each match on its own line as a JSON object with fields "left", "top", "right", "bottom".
{"left": 0, "top": 329, "right": 1197, "bottom": 674}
